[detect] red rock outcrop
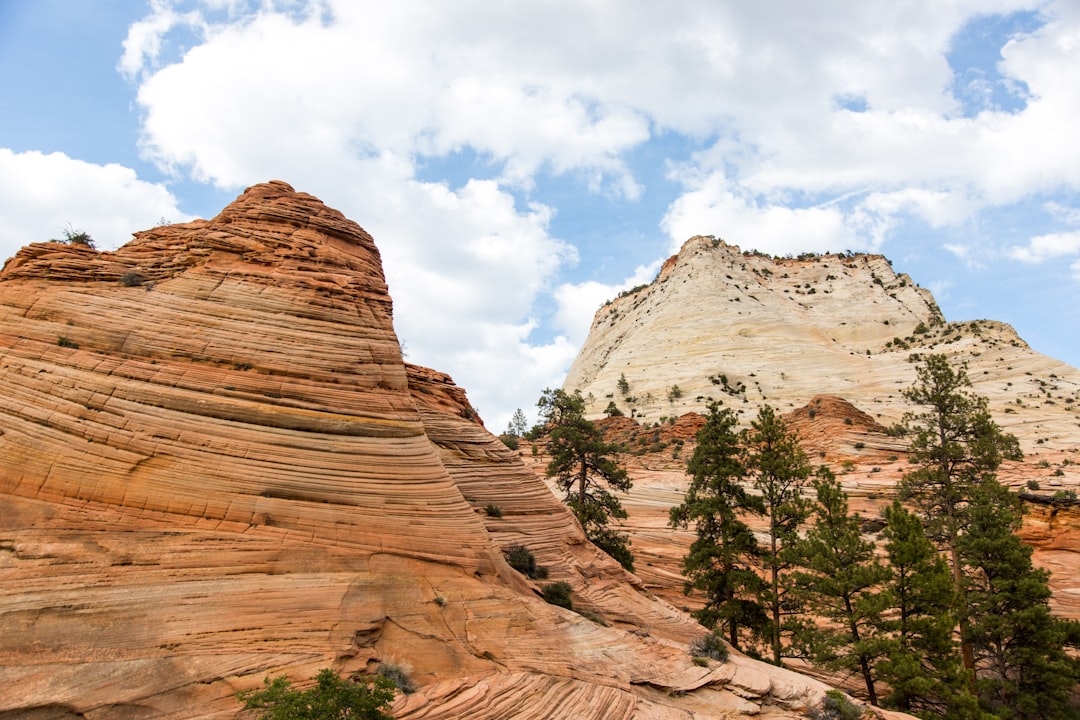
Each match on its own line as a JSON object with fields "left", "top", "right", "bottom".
{"left": 0, "top": 183, "right": 895, "bottom": 719}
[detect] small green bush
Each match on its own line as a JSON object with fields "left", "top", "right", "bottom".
{"left": 689, "top": 632, "right": 728, "bottom": 662}
{"left": 542, "top": 581, "right": 573, "bottom": 610}
{"left": 238, "top": 668, "right": 395, "bottom": 720}
{"left": 484, "top": 503, "right": 503, "bottom": 518}
{"left": 692, "top": 656, "right": 709, "bottom": 667}
{"left": 376, "top": 662, "right": 415, "bottom": 694}
{"left": 119, "top": 271, "right": 144, "bottom": 287}
{"left": 808, "top": 689, "right": 864, "bottom": 720}
{"left": 53, "top": 226, "right": 95, "bottom": 249}
{"left": 500, "top": 434, "right": 519, "bottom": 450}
{"left": 504, "top": 544, "right": 547, "bottom": 579}
{"left": 57, "top": 336, "right": 79, "bottom": 349}
{"left": 1027, "top": 480, "right": 1041, "bottom": 491}
{"left": 604, "top": 401, "right": 624, "bottom": 417}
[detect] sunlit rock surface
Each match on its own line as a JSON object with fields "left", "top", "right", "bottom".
{"left": 0, "top": 183, "right": 895, "bottom": 719}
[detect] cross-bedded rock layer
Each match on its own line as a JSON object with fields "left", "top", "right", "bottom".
{"left": 0, "top": 183, "right": 888, "bottom": 719}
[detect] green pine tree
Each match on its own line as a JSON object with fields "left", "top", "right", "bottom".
{"left": 959, "top": 480, "right": 1080, "bottom": 720}
{"left": 669, "top": 402, "right": 765, "bottom": 649}
{"left": 743, "top": 403, "right": 812, "bottom": 666}
{"left": 878, "top": 501, "right": 980, "bottom": 719}
{"left": 897, "top": 354, "right": 1022, "bottom": 674}
{"left": 792, "top": 468, "right": 890, "bottom": 706}
{"left": 538, "top": 388, "right": 634, "bottom": 571}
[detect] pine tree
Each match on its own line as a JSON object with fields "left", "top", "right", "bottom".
{"left": 743, "top": 403, "right": 812, "bottom": 665}
{"left": 507, "top": 407, "right": 529, "bottom": 437}
{"left": 538, "top": 388, "right": 634, "bottom": 571}
{"left": 959, "top": 480, "right": 1080, "bottom": 720}
{"left": 878, "top": 501, "right": 979, "bottom": 719}
{"left": 897, "top": 354, "right": 1021, "bottom": 674}
{"left": 669, "top": 402, "right": 765, "bottom": 649}
{"left": 792, "top": 468, "right": 890, "bottom": 706}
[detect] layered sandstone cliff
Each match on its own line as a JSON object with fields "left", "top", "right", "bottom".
{"left": 0, "top": 184, "right": 893, "bottom": 719}
{"left": 565, "top": 236, "right": 1080, "bottom": 453}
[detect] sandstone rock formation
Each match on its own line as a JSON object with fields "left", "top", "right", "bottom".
{"left": 565, "top": 236, "right": 1080, "bottom": 454}
{"left": 558, "top": 240, "right": 1080, "bottom": 622}
{"left": 0, "top": 184, "right": 896, "bottom": 718}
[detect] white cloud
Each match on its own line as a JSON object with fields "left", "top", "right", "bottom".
{"left": 552, "top": 260, "right": 662, "bottom": 348}
{"left": 0, "top": 149, "right": 188, "bottom": 263}
{"left": 660, "top": 173, "right": 855, "bottom": 255}
{"left": 114, "top": 0, "right": 1080, "bottom": 421}
{"left": 1009, "top": 231, "right": 1080, "bottom": 263}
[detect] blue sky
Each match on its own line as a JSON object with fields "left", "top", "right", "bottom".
{"left": 2, "top": 1, "right": 1079, "bottom": 431}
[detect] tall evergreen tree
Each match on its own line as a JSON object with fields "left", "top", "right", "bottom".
{"left": 669, "top": 402, "right": 765, "bottom": 649}
{"left": 897, "top": 353, "right": 1022, "bottom": 673}
{"left": 792, "top": 469, "right": 890, "bottom": 706}
{"left": 959, "top": 480, "right": 1080, "bottom": 720}
{"left": 743, "top": 403, "right": 812, "bottom": 665}
{"left": 878, "top": 501, "right": 979, "bottom": 719}
{"left": 538, "top": 388, "right": 634, "bottom": 571}
{"left": 507, "top": 407, "right": 529, "bottom": 437}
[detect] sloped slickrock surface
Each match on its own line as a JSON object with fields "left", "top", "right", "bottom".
{"left": 565, "top": 236, "right": 1080, "bottom": 454}
{"left": 562, "top": 235, "right": 1080, "bottom": 623}
{"left": 0, "top": 183, "right": 899, "bottom": 719}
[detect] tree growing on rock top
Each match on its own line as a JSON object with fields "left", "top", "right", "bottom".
{"left": 538, "top": 388, "right": 634, "bottom": 571}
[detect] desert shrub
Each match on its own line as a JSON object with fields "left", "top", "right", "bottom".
{"left": 1027, "top": 480, "right": 1041, "bottom": 491}
{"left": 692, "top": 656, "right": 709, "bottom": 667}
{"left": 604, "top": 401, "right": 624, "bottom": 417}
{"left": 376, "top": 662, "right": 415, "bottom": 694}
{"left": 499, "top": 434, "right": 519, "bottom": 450}
{"left": 541, "top": 581, "right": 573, "bottom": 610}
{"left": 57, "top": 336, "right": 79, "bottom": 349}
{"left": 53, "top": 226, "right": 95, "bottom": 249}
{"left": 689, "top": 632, "right": 728, "bottom": 662}
{"left": 119, "top": 271, "right": 144, "bottom": 287}
{"left": 237, "top": 668, "right": 395, "bottom": 720}
{"left": 807, "top": 689, "right": 864, "bottom": 720}
{"left": 504, "top": 544, "right": 547, "bottom": 578}
{"left": 854, "top": 442, "right": 865, "bottom": 450}
{"left": 484, "top": 504, "right": 503, "bottom": 518}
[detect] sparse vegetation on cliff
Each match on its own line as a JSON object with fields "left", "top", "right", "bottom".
{"left": 237, "top": 668, "right": 396, "bottom": 720}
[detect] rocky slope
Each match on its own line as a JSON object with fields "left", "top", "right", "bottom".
{"left": 0, "top": 184, "right": 901, "bottom": 719}
{"left": 558, "top": 238, "right": 1080, "bottom": 621}
{"left": 565, "top": 236, "right": 1080, "bottom": 453}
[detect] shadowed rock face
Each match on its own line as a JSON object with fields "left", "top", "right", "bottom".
{"left": 0, "top": 183, "right": 891, "bottom": 719}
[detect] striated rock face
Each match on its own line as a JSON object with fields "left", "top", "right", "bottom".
{"left": 561, "top": 240, "right": 1080, "bottom": 621}
{"left": 565, "top": 236, "right": 1080, "bottom": 454}
{"left": 0, "top": 184, "right": 890, "bottom": 719}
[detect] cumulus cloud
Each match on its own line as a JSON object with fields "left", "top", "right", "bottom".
{"left": 0, "top": 149, "right": 188, "bottom": 262}
{"left": 113, "top": 0, "right": 1080, "bottom": 422}
{"left": 1008, "top": 231, "right": 1080, "bottom": 263}
{"left": 661, "top": 173, "right": 855, "bottom": 255}
{"left": 551, "top": 260, "right": 663, "bottom": 348}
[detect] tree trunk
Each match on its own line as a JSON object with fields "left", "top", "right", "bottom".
{"left": 846, "top": 595, "right": 878, "bottom": 706}
{"left": 578, "top": 453, "right": 587, "bottom": 506}
{"left": 770, "top": 527, "right": 782, "bottom": 665}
